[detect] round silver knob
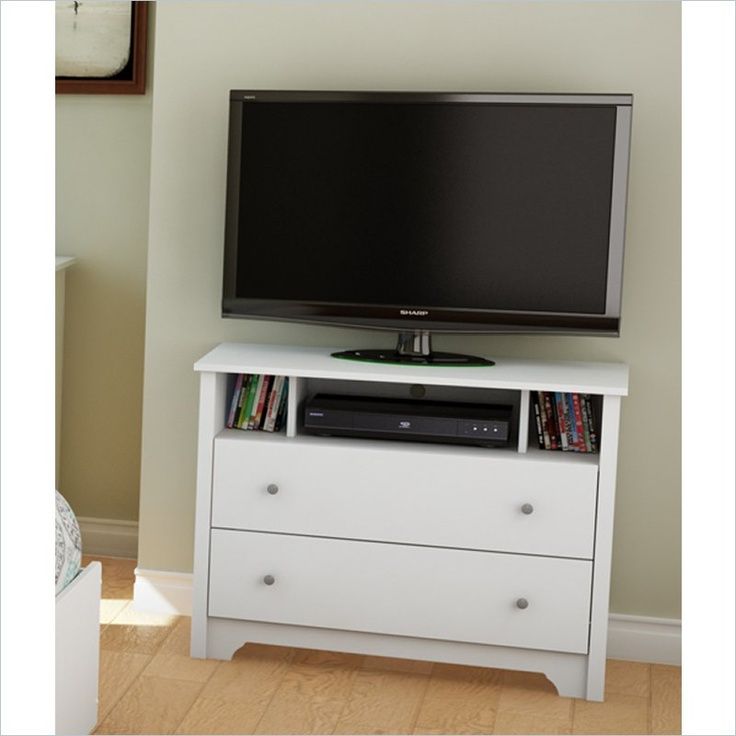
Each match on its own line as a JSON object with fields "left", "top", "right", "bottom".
{"left": 263, "top": 575, "right": 275, "bottom": 586}
{"left": 267, "top": 484, "right": 279, "bottom": 495}
{"left": 516, "top": 597, "right": 529, "bottom": 610}
{"left": 521, "top": 503, "right": 534, "bottom": 515}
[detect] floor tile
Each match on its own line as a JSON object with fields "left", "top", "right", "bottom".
{"left": 414, "top": 663, "right": 503, "bottom": 734}
{"left": 334, "top": 665, "right": 429, "bottom": 734}
{"left": 254, "top": 649, "right": 363, "bottom": 734}
{"left": 142, "top": 617, "right": 220, "bottom": 683}
{"left": 96, "top": 675, "right": 202, "bottom": 735}
{"left": 200, "top": 643, "right": 294, "bottom": 703}
{"left": 362, "top": 654, "right": 434, "bottom": 675}
{"left": 573, "top": 692, "right": 649, "bottom": 735}
{"left": 493, "top": 709, "right": 573, "bottom": 734}
{"left": 101, "top": 602, "right": 179, "bottom": 655}
{"left": 99, "top": 598, "right": 130, "bottom": 626}
{"left": 177, "top": 643, "right": 294, "bottom": 734}
{"left": 97, "top": 650, "right": 152, "bottom": 722}
{"left": 650, "top": 664, "right": 681, "bottom": 735}
{"left": 605, "top": 659, "right": 651, "bottom": 697}
{"left": 497, "top": 669, "right": 573, "bottom": 723}
{"left": 176, "top": 695, "right": 264, "bottom": 735}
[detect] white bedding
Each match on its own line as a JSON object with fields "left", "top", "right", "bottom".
{"left": 56, "top": 490, "right": 82, "bottom": 594}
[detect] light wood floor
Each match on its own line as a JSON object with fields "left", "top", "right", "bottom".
{"left": 87, "top": 556, "right": 681, "bottom": 735}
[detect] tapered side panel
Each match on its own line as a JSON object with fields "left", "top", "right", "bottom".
{"left": 586, "top": 394, "right": 622, "bottom": 700}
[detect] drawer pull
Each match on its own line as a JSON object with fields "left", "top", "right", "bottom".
{"left": 266, "top": 484, "right": 279, "bottom": 495}
{"left": 263, "top": 574, "right": 276, "bottom": 586}
{"left": 516, "top": 597, "right": 529, "bottom": 610}
{"left": 521, "top": 503, "right": 534, "bottom": 515}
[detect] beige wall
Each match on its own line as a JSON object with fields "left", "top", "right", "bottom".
{"left": 141, "top": 1, "right": 681, "bottom": 618}
{"left": 55, "top": 10, "right": 155, "bottom": 521}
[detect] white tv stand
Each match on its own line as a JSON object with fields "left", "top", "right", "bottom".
{"left": 191, "top": 342, "right": 628, "bottom": 701}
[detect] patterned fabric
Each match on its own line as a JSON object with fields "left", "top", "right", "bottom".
{"left": 55, "top": 490, "right": 82, "bottom": 595}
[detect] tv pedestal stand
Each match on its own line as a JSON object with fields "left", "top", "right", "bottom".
{"left": 332, "top": 330, "right": 495, "bottom": 366}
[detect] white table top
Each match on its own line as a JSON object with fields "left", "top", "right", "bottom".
{"left": 195, "top": 342, "right": 629, "bottom": 396}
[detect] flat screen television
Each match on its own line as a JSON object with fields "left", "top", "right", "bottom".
{"left": 222, "top": 91, "right": 632, "bottom": 365}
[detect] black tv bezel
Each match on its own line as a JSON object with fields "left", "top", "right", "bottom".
{"left": 222, "top": 90, "right": 632, "bottom": 336}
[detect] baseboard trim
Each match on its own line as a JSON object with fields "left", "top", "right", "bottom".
{"left": 77, "top": 516, "right": 138, "bottom": 559}
{"left": 607, "top": 613, "right": 681, "bottom": 665}
{"left": 132, "top": 568, "right": 681, "bottom": 665}
{"left": 134, "top": 568, "right": 193, "bottom": 615}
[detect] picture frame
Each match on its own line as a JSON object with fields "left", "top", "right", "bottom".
{"left": 56, "top": 1, "right": 148, "bottom": 95}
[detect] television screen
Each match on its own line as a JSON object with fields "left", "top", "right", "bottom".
{"left": 223, "top": 92, "right": 632, "bottom": 335}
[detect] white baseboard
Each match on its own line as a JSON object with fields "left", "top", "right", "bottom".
{"left": 134, "top": 568, "right": 193, "bottom": 615}
{"left": 132, "top": 569, "right": 681, "bottom": 665}
{"left": 77, "top": 516, "right": 138, "bottom": 559}
{"left": 607, "top": 613, "right": 681, "bottom": 665}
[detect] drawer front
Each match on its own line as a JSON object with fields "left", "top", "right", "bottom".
{"left": 211, "top": 436, "right": 598, "bottom": 558}
{"left": 208, "top": 529, "right": 593, "bottom": 654}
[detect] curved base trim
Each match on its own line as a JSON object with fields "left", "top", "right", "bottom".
{"left": 194, "top": 617, "right": 598, "bottom": 700}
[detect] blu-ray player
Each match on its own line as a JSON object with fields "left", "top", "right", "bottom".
{"left": 303, "top": 394, "right": 513, "bottom": 448}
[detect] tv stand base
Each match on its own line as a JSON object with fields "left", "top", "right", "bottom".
{"left": 332, "top": 331, "right": 495, "bottom": 366}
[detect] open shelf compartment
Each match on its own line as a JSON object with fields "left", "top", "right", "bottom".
{"left": 523, "top": 389, "right": 604, "bottom": 459}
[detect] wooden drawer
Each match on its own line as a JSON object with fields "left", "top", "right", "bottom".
{"left": 211, "top": 435, "right": 598, "bottom": 559}
{"left": 208, "top": 529, "right": 593, "bottom": 654}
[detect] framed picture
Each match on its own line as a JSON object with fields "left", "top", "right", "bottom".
{"left": 55, "top": 1, "right": 148, "bottom": 95}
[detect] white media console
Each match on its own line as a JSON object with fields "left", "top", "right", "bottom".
{"left": 191, "top": 342, "right": 628, "bottom": 701}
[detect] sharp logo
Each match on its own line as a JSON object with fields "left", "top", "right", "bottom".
{"left": 243, "top": 95, "right": 256, "bottom": 100}
{"left": 400, "top": 309, "right": 429, "bottom": 317}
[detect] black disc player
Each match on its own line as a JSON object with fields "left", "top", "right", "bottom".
{"left": 303, "top": 394, "right": 514, "bottom": 448}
